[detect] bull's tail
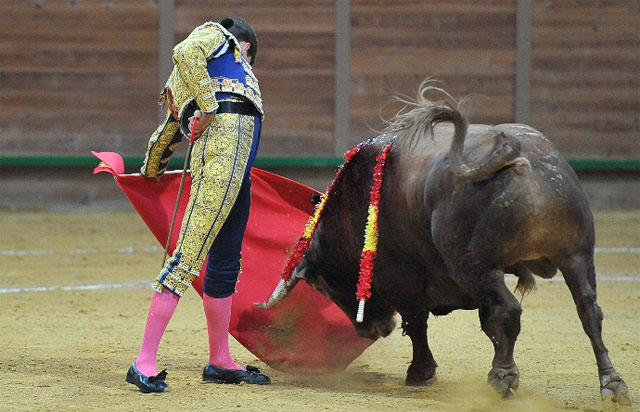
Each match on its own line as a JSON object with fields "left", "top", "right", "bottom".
{"left": 387, "top": 82, "right": 523, "bottom": 180}
{"left": 432, "top": 102, "right": 522, "bottom": 180}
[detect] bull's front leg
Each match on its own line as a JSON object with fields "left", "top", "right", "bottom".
{"left": 401, "top": 313, "right": 438, "bottom": 386}
{"left": 476, "top": 272, "right": 522, "bottom": 397}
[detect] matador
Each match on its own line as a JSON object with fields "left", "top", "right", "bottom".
{"left": 126, "top": 17, "right": 271, "bottom": 393}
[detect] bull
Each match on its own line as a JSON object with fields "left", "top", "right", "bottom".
{"left": 257, "top": 84, "right": 630, "bottom": 404}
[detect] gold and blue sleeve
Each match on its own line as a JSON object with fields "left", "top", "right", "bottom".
{"left": 172, "top": 24, "right": 226, "bottom": 114}
{"left": 140, "top": 110, "right": 182, "bottom": 177}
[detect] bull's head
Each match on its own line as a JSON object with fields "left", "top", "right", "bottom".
{"left": 256, "top": 138, "right": 398, "bottom": 340}
{"left": 255, "top": 258, "right": 397, "bottom": 341}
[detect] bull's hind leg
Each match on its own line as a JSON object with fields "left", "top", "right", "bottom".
{"left": 401, "top": 313, "right": 438, "bottom": 386}
{"left": 556, "top": 252, "right": 631, "bottom": 405}
{"left": 476, "top": 271, "right": 522, "bottom": 396}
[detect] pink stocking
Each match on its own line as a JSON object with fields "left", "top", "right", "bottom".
{"left": 134, "top": 288, "right": 180, "bottom": 377}
{"left": 203, "top": 294, "right": 242, "bottom": 370}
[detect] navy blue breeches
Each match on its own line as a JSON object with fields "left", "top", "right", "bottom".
{"left": 202, "top": 117, "right": 261, "bottom": 298}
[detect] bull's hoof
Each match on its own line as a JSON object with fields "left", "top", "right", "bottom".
{"left": 600, "top": 372, "right": 632, "bottom": 405}
{"left": 488, "top": 365, "right": 520, "bottom": 397}
{"left": 405, "top": 366, "right": 437, "bottom": 386}
{"left": 405, "top": 374, "right": 436, "bottom": 386}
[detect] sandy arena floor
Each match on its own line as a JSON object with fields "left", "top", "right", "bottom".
{"left": 1, "top": 210, "right": 638, "bottom": 412}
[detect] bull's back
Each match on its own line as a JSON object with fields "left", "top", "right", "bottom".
{"left": 472, "top": 124, "right": 593, "bottom": 265}
{"left": 423, "top": 122, "right": 594, "bottom": 270}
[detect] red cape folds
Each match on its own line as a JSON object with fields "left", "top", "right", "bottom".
{"left": 92, "top": 151, "right": 373, "bottom": 373}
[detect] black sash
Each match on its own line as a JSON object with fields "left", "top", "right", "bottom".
{"left": 216, "top": 100, "right": 261, "bottom": 117}
{"left": 179, "top": 98, "right": 261, "bottom": 136}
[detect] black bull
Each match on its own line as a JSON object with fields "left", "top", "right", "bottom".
{"left": 257, "top": 88, "right": 630, "bottom": 404}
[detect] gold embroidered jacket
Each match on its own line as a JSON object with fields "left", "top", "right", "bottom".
{"left": 141, "top": 22, "right": 263, "bottom": 177}
{"left": 161, "top": 21, "right": 263, "bottom": 120}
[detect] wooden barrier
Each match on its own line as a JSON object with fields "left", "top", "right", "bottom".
{"left": 0, "top": 0, "right": 637, "bottom": 160}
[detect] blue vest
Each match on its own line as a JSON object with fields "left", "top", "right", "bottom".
{"left": 206, "top": 48, "right": 263, "bottom": 117}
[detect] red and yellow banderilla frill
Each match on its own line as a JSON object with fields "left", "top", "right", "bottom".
{"left": 280, "top": 143, "right": 364, "bottom": 282}
{"left": 280, "top": 142, "right": 393, "bottom": 323}
{"left": 355, "top": 144, "right": 392, "bottom": 322}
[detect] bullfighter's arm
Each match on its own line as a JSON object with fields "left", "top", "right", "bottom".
{"left": 171, "top": 24, "right": 226, "bottom": 114}
{"left": 141, "top": 24, "right": 227, "bottom": 177}
{"left": 140, "top": 111, "right": 182, "bottom": 177}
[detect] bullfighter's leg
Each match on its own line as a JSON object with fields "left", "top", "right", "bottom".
{"left": 401, "top": 313, "right": 437, "bottom": 386}
{"left": 555, "top": 252, "right": 631, "bottom": 405}
{"left": 475, "top": 270, "right": 522, "bottom": 396}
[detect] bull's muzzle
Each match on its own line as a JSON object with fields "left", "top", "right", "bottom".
{"left": 253, "top": 268, "right": 303, "bottom": 309}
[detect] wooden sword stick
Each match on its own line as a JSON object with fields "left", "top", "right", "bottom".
{"left": 161, "top": 110, "right": 202, "bottom": 268}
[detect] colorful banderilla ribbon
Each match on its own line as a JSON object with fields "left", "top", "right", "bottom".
{"left": 280, "top": 143, "right": 364, "bottom": 282}
{"left": 279, "top": 141, "right": 393, "bottom": 324}
{"left": 355, "top": 143, "right": 392, "bottom": 322}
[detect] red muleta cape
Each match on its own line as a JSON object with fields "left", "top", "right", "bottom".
{"left": 92, "top": 151, "right": 373, "bottom": 373}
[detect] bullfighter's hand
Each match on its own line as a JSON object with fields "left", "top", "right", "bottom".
{"left": 189, "top": 111, "right": 215, "bottom": 140}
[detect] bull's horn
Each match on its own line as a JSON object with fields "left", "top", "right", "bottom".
{"left": 253, "top": 268, "right": 303, "bottom": 309}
